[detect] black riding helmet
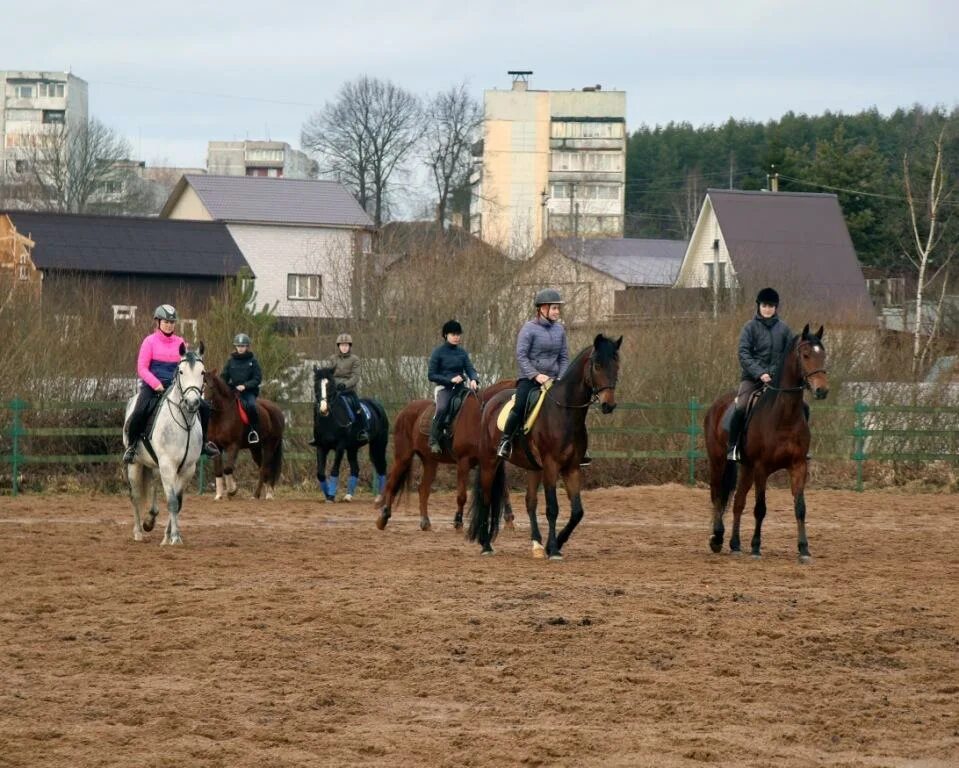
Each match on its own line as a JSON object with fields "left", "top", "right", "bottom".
{"left": 442, "top": 319, "right": 462, "bottom": 337}
{"left": 756, "top": 287, "right": 780, "bottom": 306}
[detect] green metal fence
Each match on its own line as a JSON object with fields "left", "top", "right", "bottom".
{"left": 2, "top": 397, "right": 958, "bottom": 495}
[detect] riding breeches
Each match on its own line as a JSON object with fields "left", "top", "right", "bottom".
{"left": 432, "top": 386, "right": 453, "bottom": 425}
{"left": 127, "top": 385, "right": 158, "bottom": 441}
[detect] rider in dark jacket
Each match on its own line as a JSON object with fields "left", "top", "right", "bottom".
{"left": 221, "top": 333, "right": 263, "bottom": 444}
{"left": 427, "top": 320, "right": 479, "bottom": 453}
{"left": 727, "top": 287, "right": 793, "bottom": 461}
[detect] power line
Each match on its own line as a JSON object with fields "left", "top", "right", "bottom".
{"left": 778, "top": 174, "right": 959, "bottom": 208}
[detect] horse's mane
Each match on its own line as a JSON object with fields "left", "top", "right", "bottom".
{"left": 205, "top": 372, "right": 235, "bottom": 402}
{"left": 559, "top": 334, "right": 619, "bottom": 384}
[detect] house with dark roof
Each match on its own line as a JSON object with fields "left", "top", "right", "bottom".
{"left": 161, "top": 175, "right": 375, "bottom": 324}
{"left": 675, "top": 189, "right": 876, "bottom": 327}
{"left": 509, "top": 237, "right": 687, "bottom": 324}
{"left": 0, "top": 211, "right": 249, "bottom": 331}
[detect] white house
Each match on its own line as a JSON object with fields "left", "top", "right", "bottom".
{"left": 160, "top": 175, "right": 375, "bottom": 324}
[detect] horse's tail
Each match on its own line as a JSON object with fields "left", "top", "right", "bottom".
{"left": 719, "top": 458, "right": 738, "bottom": 512}
{"left": 467, "top": 460, "right": 506, "bottom": 545}
{"left": 366, "top": 399, "right": 389, "bottom": 477}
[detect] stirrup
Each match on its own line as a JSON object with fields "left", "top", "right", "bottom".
{"left": 247, "top": 430, "right": 260, "bottom": 444}
{"left": 202, "top": 441, "right": 220, "bottom": 457}
{"left": 428, "top": 438, "right": 442, "bottom": 455}
{"left": 579, "top": 450, "right": 592, "bottom": 467}
{"left": 496, "top": 437, "right": 511, "bottom": 459}
{"left": 123, "top": 444, "right": 138, "bottom": 464}
{"left": 357, "top": 430, "right": 369, "bottom": 442}
{"left": 726, "top": 445, "right": 740, "bottom": 462}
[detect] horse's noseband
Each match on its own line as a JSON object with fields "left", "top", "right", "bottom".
{"left": 797, "top": 341, "right": 827, "bottom": 390}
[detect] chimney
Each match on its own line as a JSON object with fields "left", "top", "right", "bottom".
{"left": 508, "top": 70, "right": 533, "bottom": 91}
{"left": 513, "top": 80, "right": 527, "bottom": 92}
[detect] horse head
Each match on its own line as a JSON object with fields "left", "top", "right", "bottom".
{"left": 177, "top": 341, "right": 205, "bottom": 414}
{"left": 313, "top": 365, "right": 337, "bottom": 416}
{"left": 799, "top": 325, "right": 829, "bottom": 400}
{"left": 590, "top": 334, "right": 622, "bottom": 414}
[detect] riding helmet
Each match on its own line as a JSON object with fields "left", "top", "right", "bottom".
{"left": 233, "top": 333, "right": 251, "bottom": 346}
{"left": 534, "top": 288, "right": 564, "bottom": 307}
{"left": 336, "top": 332, "right": 353, "bottom": 345}
{"left": 756, "top": 287, "right": 780, "bottom": 306}
{"left": 153, "top": 304, "right": 177, "bottom": 322}
{"left": 442, "top": 320, "right": 463, "bottom": 337}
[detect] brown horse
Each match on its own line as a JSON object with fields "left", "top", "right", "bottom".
{"left": 375, "top": 379, "right": 515, "bottom": 531}
{"left": 468, "top": 334, "right": 622, "bottom": 559}
{"left": 203, "top": 372, "right": 285, "bottom": 500}
{"left": 703, "top": 325, "right": 829, "bottom": 562}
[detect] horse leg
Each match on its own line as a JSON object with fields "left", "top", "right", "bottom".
{"left": 709, "top": 455, "right": 727, "bottom": 553}
{"left": 224, "top": 446, "right": 240, "bottom": 497}
{"left": 729, "top": 464, "right": 754, "bottom": 554}
{"left": 344, "top": 448, "right": 360, "bottom": 502}
{"left": 328, "top": 447, "right": 346, "bottom": 502}
{"left": 213, "top": 453, "right": 226, "bottom": 501}
{"left": 316, "top": 447, "right": 331, "bottom": 500}
{"left": 159, "top": 465, "right": 184, "bottom": 546}
{"left": 376, "top": 450, "right": 414, "bottom": 530}
{"left": 526, "top": 471, "right": 544, "bottom": 558}
{"left": 790, "top": 461, "right": 812, "bottom": 562}
{"left": 418, "top": 458, "right": 438, "bottom": 531}
{"left": 542, "top": 463, "right": 562, "bottom": 560}
{"left": 556, "top": 467, "right": 584, "bottom": 553}
{"left": 750, "top": 469, "right": 769, "bottom": 558}
{"left": 503, "top": 485, "right": 515, "bottom": 530}
{"left": 453, "top": 458, "right": 470, "bottom": 530}
{"left": 128, "top": 463, "right": 148, "bottom": 541}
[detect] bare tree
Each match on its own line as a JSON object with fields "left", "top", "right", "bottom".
{"left": 26, "top": 117, "right": 133, "bottom": 213}
{"left": 903, "top": 128, "right": 956, "bottom": 374}
{"left": 423, "top": 82, "right": 482, "bottom": 227}
{"left": 302, "top": 76, "right": 420, "bottom": 227}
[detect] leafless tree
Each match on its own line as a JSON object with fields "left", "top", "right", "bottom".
{"left": 302, "top": 76, "right": 421, "bottom": 227}
{"left": 423, "top": 83, "right": 482, "bottom": 227}
{"left": 903, "top": 128, "right": 956, "bottom": 374}
{"left": 25, "top": 117, "right": 133, "bottom": 213}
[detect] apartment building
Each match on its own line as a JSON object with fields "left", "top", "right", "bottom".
{"left": 207, "top": 140, "right": 317, "bottom": 179}
{"left": 470, "top": 72, "right": 626, "bottom": 255}
{"left": 0, "top": 71, "right": 88, "bottom": 176}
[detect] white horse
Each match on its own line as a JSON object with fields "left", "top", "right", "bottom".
{"left": 123, "top": 343, "right": 205, "bottom": 545}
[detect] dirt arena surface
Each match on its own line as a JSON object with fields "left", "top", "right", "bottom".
{"left": 1, "top": 484, "right": 957, "bottom": 767}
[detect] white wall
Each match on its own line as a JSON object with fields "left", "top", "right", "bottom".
{"left": 226, "top": 224, "right": 356, "bottom": 319}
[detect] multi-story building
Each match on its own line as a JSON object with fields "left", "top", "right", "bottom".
{"left": 0, "top": 71, "right": 88, "bottom": 176}
{"left": 207, "top": 140, "right": 317, "bottom": 179}
{"left": 470, "top": 72, "right": 626, "bottom": 256}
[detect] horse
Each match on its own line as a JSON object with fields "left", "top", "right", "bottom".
{"left": 375, "top": 379, "right": 515, "bottom": 532}
{"left": 703, "top": 324, "right": 829, "bottom": 562}
{"left": 468, "top": 334, "right": 622, "bottom": 559}
{"left": 123, "top": 342, "right": 205, "bottom": 545}
{"left": 203, "top": 372, "right": 285, "bottom": 500}
{"left": 312, "top": 366, "right": 389, "bottom": 502}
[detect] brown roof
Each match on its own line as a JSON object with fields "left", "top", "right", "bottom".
{"left": 708, "top": 189, "right": 876, "bottom": 327}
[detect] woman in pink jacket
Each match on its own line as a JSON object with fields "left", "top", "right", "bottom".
{"left": 123, "top": 304, "right": 219, "bottom": 463}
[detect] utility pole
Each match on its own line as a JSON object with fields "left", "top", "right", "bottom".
{"left": 728, "top": 151, "right": 735, "bottom": 189}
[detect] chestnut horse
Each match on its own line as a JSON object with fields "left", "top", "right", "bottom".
{"left": 375, "top": 379, "right": 514, "bottom": 532}
{"left": 203, "top": 372, "right": 285, "bottom": 500}
{"left": 703, "top": 325, "right": 829, "bottom": 562}
{"left": 468, "top": 334, "right": 622, "bottom": 559}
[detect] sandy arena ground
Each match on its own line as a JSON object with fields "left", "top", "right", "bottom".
{"left": 1, "top": 484, "right": 957, "bottom": 767}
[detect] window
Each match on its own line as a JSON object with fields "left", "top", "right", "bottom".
{"left": 42, "top": 110, "right": 65, "bottom": 124}
{"left": 551, "top": 121, "right": 624, "bottom": 139}
{"left": 705, "top": 262, "right": 727, "bottom": 290}
{"left": 38, "top": 82, "right": 64, "bottom": 98}
{"left": 14, "top": 159, "right": 28, "bottom": 174}
{"left": 13, "top": 84, "right": 34, "bottom": 98}
{"left": 112, "top": 305, "right": 137, "bottom": 324}
{"left": 288, "top": 273, "right": 322, "bottom": 300}
{"left": 550, "top": 151, "right": 623, "bottom": 172}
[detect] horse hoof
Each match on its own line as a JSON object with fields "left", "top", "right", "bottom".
{"left": 213, "top": 494, "right": 223, "bottom": 501}
{"left": 265, "top": 492, "right": 274, "bottom": 501}
{"left": 375, "top": 513, "right": 389, "bottom": 530}
{"left": 325, "top": 496, "right": 335, "bottom": 503}
{"left": 503, "top": 519, "right": 515, "bottom": 532}
{"left": 133, "top": 531, "right": 144, "bottom": 542}
{"left": 548, "top": 553, "right": 564, "bottom": 561}
{"left": 373, "top": 495, "right": 383, "bottom": 506}
{"left": 480, "top": 548, "right": 495, "bottom": 556}
{"left": 420, "top": 519, "right": 432, "bottom": 531}
{"left": 730, "top": 549, "right": 743, "bottom": 556}
{"left": 798, "top": 554, "right": 812, "bottom": 564}
{"left": 709, "top": 539, "right": 722, "bottom": 553}
{"left": 343, "top": 494, "right": 353, "bottom": 503}
{"left": 531, "top": 541, "right": 545, "bottom": 559}
{"left": 453, "top": 520, "right": 463, "bottom": 531}
{"left": 751, "top": 553, "right": 762, "bottom": 560}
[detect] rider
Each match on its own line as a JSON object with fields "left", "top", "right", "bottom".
{"left": 221, "top": 333, "right": 263, "bottom": 445}
{"left": 497, "top": 288, "right": 581, "bottom": 461}
{"left": 427, "top": 319, "right": 479, "bottom": 454}
{"left": 123, "top": 304, "right": 219, "bottom": 464}
{"left": 318, "top": 332, "right": 369, "bottom": 442}
{"left": 727, "top": 287, "right": 793, "bottom": 462}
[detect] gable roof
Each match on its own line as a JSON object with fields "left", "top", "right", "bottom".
{"left": 548, "top": 237, "right": 686, "bottom": 286}
{"left": 4, "top": 211, "right": 250, "bottom": 277}
{"left": 706, "top": 188, "right": 875, "bottom": 325}
{"left": 160, "top": 174, "right": 375, "bottom": 228}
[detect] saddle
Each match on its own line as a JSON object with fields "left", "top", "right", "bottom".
{"left": 720, "top": 388, "right": 764, "bottom": 453}
{"left": 417, "top": 388, "right": 470, "bottom": 444}
{"left": 496, "top": 380, "right": 552, "bottom": 435}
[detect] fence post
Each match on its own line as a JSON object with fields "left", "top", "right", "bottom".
{"left": 687, "top": 396, "right": 700, "bottom": 486}
{"left": 853, "top": 400, "right": 867, "bottom": 493}
{"left": 10, "top": 398, "right": 27, "bottom": 497}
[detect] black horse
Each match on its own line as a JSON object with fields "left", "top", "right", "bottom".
{"left": 312, "top": 366, "right": 389, "bottom": 502}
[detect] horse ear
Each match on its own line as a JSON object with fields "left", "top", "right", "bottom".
{"left": 593, "top": 333, "right": 605, "bottom": 347}
{"left": 615, "top": 335, "right": 623, "bottom": 350}
{"left": 802, "top": 323, "right": 810, "bottom": 339}
{"left": 816, "top": 325, "right": 824, "bottom": 340}
{"left": 179, "top": 342, "right": 187, "bottom": 356}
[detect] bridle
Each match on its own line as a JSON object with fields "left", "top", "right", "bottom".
{"left": 548, "top": 350, "right": 618, "bottom": 409}
{"left": 765, "top": 339, "right": 827, "bottom": 394}
{"left": 166, "top": 358, "right": 203, "bottom": 429}
{"left": 315, "top": 376, "right": 353, "bottom": 429}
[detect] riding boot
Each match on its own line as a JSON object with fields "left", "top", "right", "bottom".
{"left": 356, "top": 407, "right": 369, "bottom": 443}
{"left": 497, "top": 409, "right": 521, "bottom": 459}
{"left": 428, "top": 415, "right": 443, "bottom": 454}
{"left": 123, "top": 389, "right": 151, "bottom": 463}
{"left": 726, "top": 409, "right": 745, "bottom": 462}
{"left": 199, "top": 401, "right": 220, "bottom": 457}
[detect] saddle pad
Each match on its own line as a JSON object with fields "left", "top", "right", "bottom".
{"left": 495, "top": 381, "right": 552, "bottom": 434}
{"left": 237, "top": 399, "right": 250, "bottom": 426}
{"left": 496, "top": 396, "right": 515, "bottom": 432}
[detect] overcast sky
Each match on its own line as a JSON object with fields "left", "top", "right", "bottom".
{"left": 6, "top": 0, "right": 957, "bottom": 172}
